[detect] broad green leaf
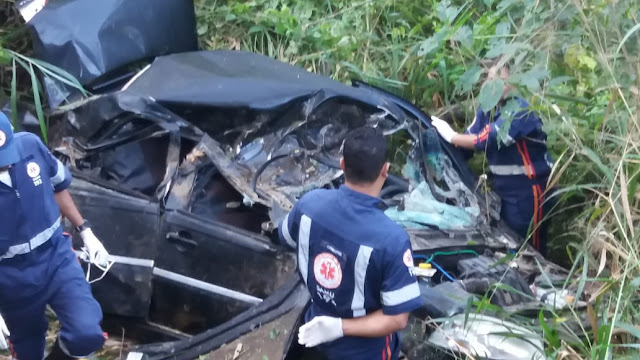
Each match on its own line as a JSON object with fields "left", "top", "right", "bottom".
{"left": 509, "top": 74, "right": 536, "bottom": 92}
{"left": 497, "top": 0, "right": 519, "bottom": 12}
{"left": 456, "top": 65, "right": 483, "bottom": 94}
{"left": 436, "top": 0, "right": 461, "bottom": 24}
{"left": 577, "top": 53, "right": 597, "bottom": 70}
{"left": 496, "top": 98, "right": 521, "bottom": 147}
{"left": 526, "top": 67, "right": 550, "bottom": 81}
{"left": 511, "top": 72, "right": 541, "bottom": 92}
{"left": 478, "top": 79, "right": 504, "bottom": 112}
{"left": 453, "top": 25, "right": 473, "bottom": 48}
{"left": 483, "top": 0, "right": 495, "bottom": 6}
{"left": 485, "top": 42, "right": 529, "bottom": 58}
{"left": 418, "top": 35, "right": 440, "bottom": 56}
{"left": 489, "top": 21, "right": 511, "bottom": 47}
{"left": 548, "top": 76, "right": 575, "bottom": 87}
{"left": 197, "top": 24, "right": 209, "bottom": 36}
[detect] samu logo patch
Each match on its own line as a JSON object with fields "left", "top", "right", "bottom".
{"left": 313, "top": 252, "right": 343, "bottom": 289}
{"left": 26, "top": 161, "right": 42, "bottom": 186}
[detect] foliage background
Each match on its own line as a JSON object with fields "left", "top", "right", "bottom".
{"left": 1, "top": 0, "right": 640, "bottom": 358}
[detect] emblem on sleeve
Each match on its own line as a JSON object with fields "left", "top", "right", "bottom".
{"left": 313, "top": 252, "right": 342, "bottom": 289}
{"left": 403, "top": 249, "right": 414, "bottom": 268}
{"left": 0, "top": 130, "right": 5, "bottom": 147}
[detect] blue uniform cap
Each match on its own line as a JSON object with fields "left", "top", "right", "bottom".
{"left": 0, "top": 112, "right": 19, "bottom": 167}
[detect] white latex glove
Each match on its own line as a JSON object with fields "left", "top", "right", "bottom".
{"left": 430, "top": 116, "right": 457, "bottom": 143}
{"left": 80, "top": 228, "right": 109, "bottom": 268}
{"left": 0, "top": 313, "right": 10, "bottom": 350}
{"left": 298, "top": 316, "right": 343, "bottom": 347}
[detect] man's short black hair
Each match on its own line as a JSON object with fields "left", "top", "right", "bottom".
{"left": 342, "top": 126, "right": 388, "bottom": 184}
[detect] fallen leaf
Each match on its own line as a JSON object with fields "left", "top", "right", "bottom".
{"left": 596, "top": 247, "right": 607, "bottom": 277}
{"left": 233, "top": 343, "right": 242, "bottom": 360}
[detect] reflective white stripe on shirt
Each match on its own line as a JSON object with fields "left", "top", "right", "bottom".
{"left": 281, "top": 213, "right": 296, "bottom": 248}
{"left": 298, "top": 215, "right": 311, "bottom": 285}
{"left": 51, "top": 159, "right": 66, "bottom": 186}
{"left": 381, "top": 282, "right": 421, "bottom": 307}
{"left": 489, "top": 164, "right": 529, "bottom": 176}
{"left": 1, "top": 217, "right": 61, "bottom": 259}
{"left": 351, "top": 245, "right": 373, "bottom": 317}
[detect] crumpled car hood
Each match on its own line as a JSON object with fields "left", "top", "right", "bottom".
{"left": 53, "top": 50, "right": 498, "bottom": 238}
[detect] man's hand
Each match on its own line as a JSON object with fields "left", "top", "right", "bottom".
{"left": 0, "top": 313, "right": 10, "bottom": 350}
{"left": 80, "top": 228, "right": 110, "bottom": 268}
{"left": 430, "top": 116, "right": 458, "bottom": 143}
{"left": 298, "top": 316, "right": 343, "bottom": 347}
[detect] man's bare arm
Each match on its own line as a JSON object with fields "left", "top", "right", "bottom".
{"left": 54, "top": 190, "right": 84, "bottom": 228}
{"left": 341, "top": 310, "right": 409, "bottom": 338}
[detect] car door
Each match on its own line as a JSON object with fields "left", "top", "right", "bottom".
{"left": 64, "top": 170, "right": 159, "bottom": 318}
{"left": 151, "top": 161, "right": 296, "bottom": 333}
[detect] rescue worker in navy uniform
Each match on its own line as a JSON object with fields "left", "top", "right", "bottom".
{"left": 278, "top": 126, "right": 423, "bottom": 360}
{"left": 0, "top": 112, "right": 109, "bottom": 360}
{"left": 430, "top": 61, "right": 555, "bottom": 255}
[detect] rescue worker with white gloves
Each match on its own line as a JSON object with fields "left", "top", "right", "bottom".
{"left": 429, "top": 60, "right": 556, "bottom": 255}
{"left": 278, "top": 126, "right": 423, "bottom": 360}
{"left": 0, "top": 112, "right": 109, "bottom": 360}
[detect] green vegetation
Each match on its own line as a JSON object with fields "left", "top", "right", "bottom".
{"left": 195, "top": 1, "right": 640, "bottom": 356}
{"left": 1, "top": 0, "right": 639, "bottom": 358}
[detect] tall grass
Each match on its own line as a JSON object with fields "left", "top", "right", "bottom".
{"left": 194, "top": 0, "right": 640, "bottom": 357}
{"left": 0, "top": 0, "right": 637, "bottom": 357}
{"left": 0, "top": 3, "right": 86, "bottom": 144}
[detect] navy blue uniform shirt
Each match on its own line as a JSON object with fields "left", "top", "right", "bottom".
{"left": 0, "top": 133, "right": 71, "bottom": 297}
{"left": 466, "top": 96, "right": 554, "bottom": 196}
{"left": 279, "top": 185, "right": 422, "bottom": 360}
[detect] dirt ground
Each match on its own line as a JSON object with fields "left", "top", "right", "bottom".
{"left": 204, "top": 308, "right": 301, "bottom": 360}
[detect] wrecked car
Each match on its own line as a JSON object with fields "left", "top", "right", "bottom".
{"left": 42, "top": 50, "right": 580, "bottom": 360}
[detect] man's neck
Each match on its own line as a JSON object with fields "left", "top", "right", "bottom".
{"left": 344, "top": 181, "right": 382, "bottom": 198}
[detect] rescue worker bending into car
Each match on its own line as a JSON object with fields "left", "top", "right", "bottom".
{"left": 0, "top": 112, "right": 110, "bottom": 360}
{"left": 430, "top": 60, "right": 555, "bottom": 256}
{"left": 278, "top": 126, "right": 423, "bottom": 360}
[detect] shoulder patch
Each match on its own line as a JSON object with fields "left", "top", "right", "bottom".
{"left": 313, "top": 252, "right": 342, "bottom": 289}
{"left": 0, "top": 130, "right": 5, "bottom": 147}
{"left": 403, "top": 249, "right": 414, "bottom": 268}
{"left": 27, "top": 161, "right": 40, "bottom": 178}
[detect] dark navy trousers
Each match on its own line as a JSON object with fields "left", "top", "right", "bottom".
{"left": 0, "top": 232, "right": 105, "bottom": 360}
{"left": 496, "top": 178, "right": 555, "bottom": 256}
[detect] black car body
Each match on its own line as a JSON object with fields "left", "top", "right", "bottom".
{"left": 43, "top": 50, "right": 574, "bottom": 360}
